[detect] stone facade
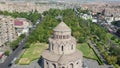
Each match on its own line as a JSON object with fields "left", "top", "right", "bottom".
{"left": 42, "top": 22, "right": 83, "bottom": 68}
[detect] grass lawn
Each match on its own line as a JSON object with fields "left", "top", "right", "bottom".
{"left": 18, "top": 43, "right": 48, "bottom": 65}
{"left": 106, "top": 33, "right": 113, "bottom": 39}
{"left": 77, "top": 43, "right": 98, "bottom": 60}
{"left": 107, "top": 33, "right": 120, "bottom": 46}
{"left": 18, "top": 42, "right": 98, "bottom": 65}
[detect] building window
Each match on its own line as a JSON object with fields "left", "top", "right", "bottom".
{"left": 46, "top": 61, "right": 49, "bottom": 68}
{"left": 52, "top": 44, "right": 54, "bottom": 50}
{"left": 71, "top": 45, "right": 73, "bottom": 50}
{"left": 54, "top": 35, "right": 56, "bottom": 38}
{"left": 61, "top": 46, "right": 64, "bottom": 51}
{"left": 49, "top": 44, "right": 50, "bottom": 50}
{"left": 70, "top": 63, "right": 73, "bottom": 68}
{"left": 52, "top": 64, "right": 56, "bottom": 68}
{"left": 76, "top": 61, "right": 79, "bottom": 64}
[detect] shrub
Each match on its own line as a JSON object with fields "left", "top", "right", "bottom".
{"left": 4, "top": 50, "right": 10, "bottom": 56}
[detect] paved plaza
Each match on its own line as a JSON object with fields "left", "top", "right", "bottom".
{"left": 11, "top": 59, "right": 42, "bottom": 68}
{"left": 10, "top": 58, "right": 113, "bottom": 68}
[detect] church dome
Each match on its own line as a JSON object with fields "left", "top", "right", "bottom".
{"left": 53, "top": 21, "right": 71, "bottom": 32}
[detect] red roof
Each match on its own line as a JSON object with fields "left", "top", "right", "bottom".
{"left": 14, "top": 20, "right": 23, "bottom": 26}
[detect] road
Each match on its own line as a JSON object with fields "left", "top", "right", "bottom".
{"left": 96, "top": 14, "right": 120, "bottom": 42}
{"left": 0, "top": 40, "right": 25, "bottom": 68}
{"left": 0, "top": 16, "right": 43, "bottom": 68}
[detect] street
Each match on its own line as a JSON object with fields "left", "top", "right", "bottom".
{"left": 0, "top": 40, "right": 25, "bottom": 68}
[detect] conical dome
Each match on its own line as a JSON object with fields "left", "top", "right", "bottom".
{"left": 53, "top": 21, "right": 71, "bottom": 32}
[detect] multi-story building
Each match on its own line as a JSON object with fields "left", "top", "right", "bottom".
{"left": 14, "top": 18, "right": 32, "bottom": 36}
{"left": 0, "top": 15, "right": 17, "bottom": 47}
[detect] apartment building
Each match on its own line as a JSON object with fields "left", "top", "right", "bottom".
{"left": 0, "top": 15, "right": 17, "bottom": 47}
{"left": 14, "top": 18, "right": 32, "bottom": 36}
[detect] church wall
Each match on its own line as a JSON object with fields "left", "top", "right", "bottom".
{"left": 53, "top": 31, "right": 71, "bottom": 39}
{"left": 48, "top": 37, "right": 76, "bottom": 55}
{"left": 43, "top": 58, "right": 83, "bottom": 68}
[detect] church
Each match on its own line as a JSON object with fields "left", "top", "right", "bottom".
{"left": 42, "top": 21, "right": 83, "bottom": 68}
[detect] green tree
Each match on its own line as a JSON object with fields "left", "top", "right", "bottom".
{"left": 106, "top": 56, "right": 117, "bottom": 65}
{"left": 4, "top": 50, "right": 10, "bottom": 56}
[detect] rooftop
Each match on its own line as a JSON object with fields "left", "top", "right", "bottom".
{"left": 14, "top": 20, "right": 23, "bottom": 26}
{"left": 53, "top": 21, "right": 71, "bottom": 32}
{"left": 42, "top": 50, "right": 82, "bottom": 64}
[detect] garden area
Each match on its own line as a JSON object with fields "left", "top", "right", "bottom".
{"left": 18, "top": 42, "right": 100, "bottom": 65}
{"left": 18, "top": 43, "right": 48, "bottom": 65}
{"left": 77, "top": 43, "right": 98, "bottom": 60}
{"left": 77, "top": 43, "right": 103, "bottom": 65}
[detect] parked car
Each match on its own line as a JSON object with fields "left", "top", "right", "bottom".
{"left": 8, "top": 57, "right": 17, "bottom": 67}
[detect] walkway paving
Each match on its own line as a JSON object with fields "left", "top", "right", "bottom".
{"left": 84, "top": 58, "right": 114, "bottom": 68}
{"left": 11, "top": 58, "right": 114, "bottom": 68}
{"left": 11, "top": 60, "right": 41, "bottom": 68}
{"left": 83, "top": 58, "right": 100, "bottom": 68}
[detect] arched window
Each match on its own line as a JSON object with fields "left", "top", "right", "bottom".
{"left": 46, "top": 61, "right": 49, "bottom": 68}
{"left": 61, "top": 46, "right": 64, "bottom": 51}
{"left": 52, "top": 64, "right": 56, "bottom": 68}
{"left": 52, "top": 44, "right": 54, "bottom": 50}
{"left": 49, "top": 44, "right": 50, "bottom": 50}
{"left": 71, "top": 45, "right": 73, "bottom": 50}
{"left": 70, "top": 63, "right": 73, "bottom": 68}
{"left": 76, "top": 61, "right": 79, "bottom": 64}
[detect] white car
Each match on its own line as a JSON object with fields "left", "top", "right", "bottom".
{"left": 11, "top": 57, "right": 17, "bottom": 64}
{"left": 8, "top": 57, "right": 17, "bottom": 67}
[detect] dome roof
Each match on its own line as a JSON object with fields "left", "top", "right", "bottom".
{"left": 53, "top": 21, "right": 71, "bottom": 32}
